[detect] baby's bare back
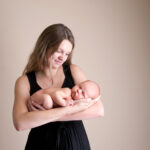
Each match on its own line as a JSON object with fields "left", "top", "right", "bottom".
{"left": 30, "top": 88, "right": 73, "bottom": 109}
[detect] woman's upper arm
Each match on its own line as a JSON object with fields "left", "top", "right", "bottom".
{"left": 13, "top": 75, "right": 30, "bottom": 127}
{"left": 70, "top": 64, "right": 87, "bottom": 84}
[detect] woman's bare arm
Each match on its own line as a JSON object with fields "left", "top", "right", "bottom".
{"left": 58, "top": 64, "right": 104, "bottom": 121}
{"left": 59, "top": 100, "right": 104, "bottom": 121}
{"left": 13, "top": 75, "right": 95, "bottom": 131}
{"left": 13, "top": 76, "right": 68, "bottom": 131}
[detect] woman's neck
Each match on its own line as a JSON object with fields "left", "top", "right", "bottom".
{"left": 42, "top": 65, "right": 61, "bottom": 78}
{"left": 36, "top": 65, "right": 64, "bottom": 89}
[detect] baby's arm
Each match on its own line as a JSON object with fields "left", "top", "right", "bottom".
{"left": 30, "top": 92, "right": 53, "bottom": 110}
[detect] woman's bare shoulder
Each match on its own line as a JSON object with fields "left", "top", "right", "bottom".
{"left": 70, "top": 64, "right": 87, "bottom": 84}
{"left": 14, "top": 74, "right": 30, "bottom": 108}
{"left": 70, "top": 64, "right": 80, "bottom": 70}
{"left": 15, "top": 74, "right": 30, "bottom": 90}
{"left": 70, "top": 64, "right": 83, "bottom": 74}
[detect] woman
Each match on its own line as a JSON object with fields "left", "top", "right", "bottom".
{"left": 13, "top": 24, "right": 104, "bottom": 150}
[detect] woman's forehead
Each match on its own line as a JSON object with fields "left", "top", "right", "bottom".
{"left": 58, "top": 39, "right": 72, "bottom": 52}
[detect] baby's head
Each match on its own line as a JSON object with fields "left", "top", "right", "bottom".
{"left": 71, "top": 80, "right": 100, "bottom": 100}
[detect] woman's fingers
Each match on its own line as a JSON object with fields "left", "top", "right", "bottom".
{"left": 30, "top": 103, "right": 38, "bottom": 111}
{"left": 27, "top": 99, "right": 38, "bottom": 111}
{"left": 27, "top": 99, "right": 45, "bottom": 111}
{"left": 72, "top": 98, "right": 96, "bottom": 113}
{"left": 31, "top": 101, "right": 46, "bottom": 111}
{"left": 73, "top": 98, "right": 92, "bottom": 104}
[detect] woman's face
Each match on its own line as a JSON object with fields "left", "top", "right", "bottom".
{"left": 49, "top": 39, "right": 72, "bottom": 69}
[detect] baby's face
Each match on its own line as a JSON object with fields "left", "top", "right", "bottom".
{"left": 71, "top": 82, "right": 91, "bottom": 100}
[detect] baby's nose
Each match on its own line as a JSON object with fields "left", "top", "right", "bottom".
{"left": 78, "top": 89, "right": 82, "bottom": 94}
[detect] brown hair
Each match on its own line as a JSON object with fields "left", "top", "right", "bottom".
{"left": 23, "top": 23, "right": 75, "bottom": 74}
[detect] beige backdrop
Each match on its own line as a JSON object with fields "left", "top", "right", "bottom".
{"left": 0, "top": 0, "right": 150, "bottom": 150}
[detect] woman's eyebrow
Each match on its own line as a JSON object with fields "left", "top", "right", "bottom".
{"left": 60, "top": 48, "right": 71, "bottom": 53}
{"left": 58, "top": 48, "right": 63, "bottom": 52}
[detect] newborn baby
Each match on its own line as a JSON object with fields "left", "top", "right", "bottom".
{"left": 30, "top": 80, "right": 100, "bottom": 109}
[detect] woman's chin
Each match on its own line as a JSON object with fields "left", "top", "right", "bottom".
{"left": 52, "top": 64, "right": 61, "bottom": 69}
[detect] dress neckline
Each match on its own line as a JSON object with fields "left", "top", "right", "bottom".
{"left": 34, "top": 66, "right": 66, "bottom": 89}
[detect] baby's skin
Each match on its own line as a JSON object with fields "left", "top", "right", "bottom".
{"left": 30, "top": 80, "right": 100, "bottom": 109}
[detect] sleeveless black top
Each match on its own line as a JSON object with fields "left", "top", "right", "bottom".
{"left": 25, "top": 65, "right": 91, "bottom": 150}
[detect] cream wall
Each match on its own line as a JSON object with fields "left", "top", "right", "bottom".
{"left": 0, "top": 0, "right": 150, "bottom": 150}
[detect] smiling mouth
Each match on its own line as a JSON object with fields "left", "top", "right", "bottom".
{"left": 55, "top": 60, "right": 62, "bottom": 64}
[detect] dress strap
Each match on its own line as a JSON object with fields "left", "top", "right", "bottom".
{"left": 26, "top": 72, "right": 41, "bottom": 95}
{"left": 62, "top": 64, "right": 75, "bottom": 88}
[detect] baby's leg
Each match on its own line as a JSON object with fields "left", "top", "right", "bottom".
{"left": 31, "top": 93, "right": 53, "bottom": 109}
{"left": 41, "top": 94, "right": 53, "bottom": 109}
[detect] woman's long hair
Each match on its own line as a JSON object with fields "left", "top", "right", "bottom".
{"left": 23, "top": 23, "right": 75, "bottom": 75}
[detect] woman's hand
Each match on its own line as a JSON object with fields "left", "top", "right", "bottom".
{"left": 70, "top": 98, "right": 96, "bottom": 113}
{"left": 27, "top": 98, "right": 46, "bottom": 111}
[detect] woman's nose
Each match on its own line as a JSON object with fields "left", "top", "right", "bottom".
{"left": 59, "top": 53, "right": 65, "bottom": 60}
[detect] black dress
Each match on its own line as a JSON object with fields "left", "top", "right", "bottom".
{"left": 25, "top": 65, "right": 91, "bottom": 150}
